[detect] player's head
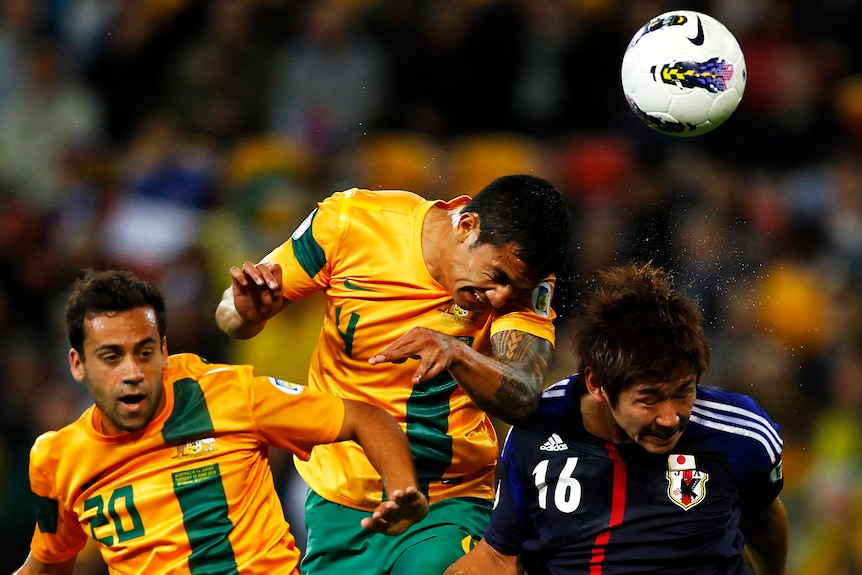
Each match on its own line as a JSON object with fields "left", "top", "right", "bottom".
{"left": 65, "top": 269, "right": 168, "bottom": 435}
{"left": 571, "top": 263, "right": 711, "bottom": 453}
{"left": 460, "top": 174, "right": 572, "bottom": 284}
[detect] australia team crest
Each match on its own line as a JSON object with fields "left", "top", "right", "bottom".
{"left": 666, "top": 453, "right": 708, "bottom": 510}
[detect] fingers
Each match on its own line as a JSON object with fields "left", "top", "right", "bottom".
{"left": 360, "top": 487, "right": 429, "bottom": 536}
{"left": 367, "top": 328, "right": 451, "bottom": 383}
{"left": 230, "top": 261, "right": 283, "bottom": 290}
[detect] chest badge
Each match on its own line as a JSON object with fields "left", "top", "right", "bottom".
{"left": 666, "top": 453, "right": 708, "bottom": 510}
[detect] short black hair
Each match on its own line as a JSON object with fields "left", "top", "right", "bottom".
{"left": 571, "top": 263, "right": 711, "bottom": 406}
{"left": 461, "top": 174, "right": 572, "bottom": 283}
{"left": 65, "top": 269, "right": 167, "bottom": 355}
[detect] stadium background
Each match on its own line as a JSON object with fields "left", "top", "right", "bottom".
{"left": 0, "top": 0, "right": 860, "bottom": 572}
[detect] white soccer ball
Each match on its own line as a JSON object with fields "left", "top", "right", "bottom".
{"left": 620, "top": 10, "right": 747, "bottom": 137}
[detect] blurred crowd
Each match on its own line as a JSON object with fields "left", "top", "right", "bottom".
{"left": 1, "top": 0, "right": 861, "bottom": 572}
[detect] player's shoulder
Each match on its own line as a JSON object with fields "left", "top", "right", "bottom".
{"left": 513, "top": 375, "right": 580, "bottom": 434}
{"left": 694, "top": 385, "right": 773, "bottom": 420}
{"left": 29, "top": 410, "right": 93, "bottom": 467}
{"left": 690, "top": 385, "right": 783, "bottom": 461}
{"left": 327, "top": 187, "right": 426, "bottom": 210}
{"left": 166, "top": 353, "right": 251, "bottom": 389}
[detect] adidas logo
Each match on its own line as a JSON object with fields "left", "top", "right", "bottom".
{"left": 540, "top": 433, "right": 568, "bottom": 452}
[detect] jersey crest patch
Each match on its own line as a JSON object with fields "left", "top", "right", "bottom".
{"left": 269, "top": 377, "right": 304, "bottom": 395}
{"left": 666, "top": 453, "right": 708, "bottom": 510}
{"left": 174, "top": 437, "right": 217, "bottom": 459}
{"left": 438, "top": 302, "right": 478, "bottom": 326}
{"left": 532, "top": 282, "right": 552, "bottom": 318}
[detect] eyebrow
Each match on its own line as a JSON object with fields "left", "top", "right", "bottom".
{"left": 93, "top": 337, "right": 159, "bottom": 354}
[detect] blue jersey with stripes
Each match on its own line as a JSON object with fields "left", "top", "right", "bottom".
{"left": 483, "top": 375, "right": 784, "bottom": 575}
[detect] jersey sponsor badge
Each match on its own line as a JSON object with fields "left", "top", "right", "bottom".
{"left": 269, "top": 377, "right": 304, "bottom": 395}
{"left": 539, "top": 433, "right": 568, "bottom": 451}
{"left": 532, "top": 281, "right": 552, "bottom": 317}
{"left": 769, "top": 460, "right": 783, "bottom": 483}
{"left": 666, "top": 453, "right": 708, "bottom": 510}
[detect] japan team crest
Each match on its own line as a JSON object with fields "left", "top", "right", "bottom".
{"left": 666, "top": 453, "right": 708, "bottom": 510}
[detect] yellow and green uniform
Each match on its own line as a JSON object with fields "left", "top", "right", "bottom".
{"left": 27, "top": 353, "right": 345, "bottom": 574}
{"left": 264, "top": 188, "right": 556, "bottom": 511}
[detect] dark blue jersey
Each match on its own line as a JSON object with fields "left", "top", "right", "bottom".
{"left": 483, "top": 375, "right": 784, "bottom": 575}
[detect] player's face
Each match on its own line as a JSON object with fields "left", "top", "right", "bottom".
{"left": 449, "top": 237, "right": 535, "bottom": 313}
{"left": 608, "top": 375, "right": 696, "bottom": 455}
{"left": 69, "top": 306, "right": 167, "bottom": 435}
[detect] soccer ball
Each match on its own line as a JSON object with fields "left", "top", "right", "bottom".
{"left": 620, "top": 10, "right": 746, "bottom": 136}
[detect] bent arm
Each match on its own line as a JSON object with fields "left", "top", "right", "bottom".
{"left": 13, "top": 553, "right": 76, "bottom": 575}
{"left": 337, "top": 399, "right": 428, "bottom": 534}
{"left": 337, "top": 399, "right": 420, "bottom": 495}
{"left": 444, "top": 539, "right": 522, "bottom": 575}
{"left": 450, "top": 330, "right": 551, "bottom": 424}
{"left": 740, "top": 496, "right": 788, "bottom": 575}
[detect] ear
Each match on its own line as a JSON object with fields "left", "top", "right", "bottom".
{"left": 453, "top": 212, "right": 480, "bottom": 244}
{"left": 161, "top": 337, "right": 169, "bottom": 363}
{"left": 583, "top": 368, "right": 608, "bottom": 404}
{"left": 69, "top": 348, "right": 85, "bottom": 382}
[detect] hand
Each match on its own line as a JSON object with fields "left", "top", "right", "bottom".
{"left": 228, "top": 261, "right": 285, "bottom": 325}
{"left": 360, "top": 486, "right": 429, "bottom": 536}
{"left": 368, "top": 327, "right": 462, "bottom": 384}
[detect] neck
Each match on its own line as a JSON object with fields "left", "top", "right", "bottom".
{"left": 422, "top": 206, "right": 457, "bottom": 285}
{"left": 580, "top": 394, "right": 630, "bottom": 444}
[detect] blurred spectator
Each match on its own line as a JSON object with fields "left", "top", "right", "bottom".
{"left": 0, "top": 35, "right": 103, "bottom": 213}
{"left": 0, "top": 0, "right": 45, "bottom": 124}
{"left": 165, "top": 0, "right": 277, "bottom": 145}
{"left": 82, "top": 0, "right": 200, "bottom": 145}
{"left": 265, "top": 0, "right": 387, "bottom": 162}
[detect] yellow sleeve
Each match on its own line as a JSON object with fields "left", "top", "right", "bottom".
{"left": 28, "top": 432, "right": 89, "bottom": 564}
{"left": 245, "top": 373, "right": 346, "bottom": 460}
{"left": 491, "top": 277, "right": 557, "bottom": 344}
{"left": 263, "top": 189, "right": 351, "bottom": 301}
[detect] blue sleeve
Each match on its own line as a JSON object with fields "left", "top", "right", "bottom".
{"left": 482, "top": 428, "right": 532, "bottom": 555}
{"left": 696, "top": 387, "right": 784, "bottom": 516}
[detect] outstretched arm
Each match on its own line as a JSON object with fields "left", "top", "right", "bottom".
{"left": 740, "top": 497, "right": 788, "bottom": 575}
{"left": 337, "top": 399, "right": 429, "bottom": 535}
{"left": 215, "top": 261, "right": 288, "bottom": 339}
{"left": 12, "top": 553, "right": 76, "bottom": 575}
{"left": 444, "top": 539, "right": 522, "bottom": 575}
{"left": 369, "top": 328, "right": 551, "bottom": 424}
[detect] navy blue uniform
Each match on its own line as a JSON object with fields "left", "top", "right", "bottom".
{"left": 484, "top": 375, "right": 784, "bottom": 574}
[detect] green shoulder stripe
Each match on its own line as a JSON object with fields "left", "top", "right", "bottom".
{"left": 163, "top": 378, "right": 215, "bottom": 442}
{"left": 291, "top": 208, "right": 326, "bottom": 277}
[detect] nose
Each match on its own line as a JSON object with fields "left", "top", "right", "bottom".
{"left": 655, "top": 400, "right": 681, "bottom": 428}
{"left": 121, "top": 355, "right": 145, "bottom": 382}
{"left": 485, "top": 284, "right": 515, "bottom": 308}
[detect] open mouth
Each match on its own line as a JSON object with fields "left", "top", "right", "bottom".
{"left": 119, "top": 394, "right": 145, "bottom": 407}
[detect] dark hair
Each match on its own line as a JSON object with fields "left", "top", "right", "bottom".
{"left": 461, "top": 174, "right": 572, "bottom": 282}
{"left": 571, "top": 263, "right": 711, "bottom": 406}
{"left": 66, "top": 269, "right": 167, "bottom": 355}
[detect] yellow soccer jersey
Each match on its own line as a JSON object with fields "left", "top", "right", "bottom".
{"left": 27, "top": 353, "right": 345, "bottom": 574}
{"left": 264, "top": 188, "right": 556, "bottom": 510}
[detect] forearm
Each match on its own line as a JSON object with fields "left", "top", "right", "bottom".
{"left": 448, "top": 331, "right": 551, "bottom": 424}
{"left": 13, "top": 554, "right": 76, "bottom": 575}
{"left": 345, "top": 402, "right": 419, "bottom": 493}
{"left": 742, "top": 497, "right": 788, "bottom": 575}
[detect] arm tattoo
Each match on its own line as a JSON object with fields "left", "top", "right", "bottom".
{"left": 490, "top": 331, "right": 553, "bottom": 423}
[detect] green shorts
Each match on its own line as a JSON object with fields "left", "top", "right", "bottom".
{"left": 300, "top": 489, "right": 492, "bottom": 575}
